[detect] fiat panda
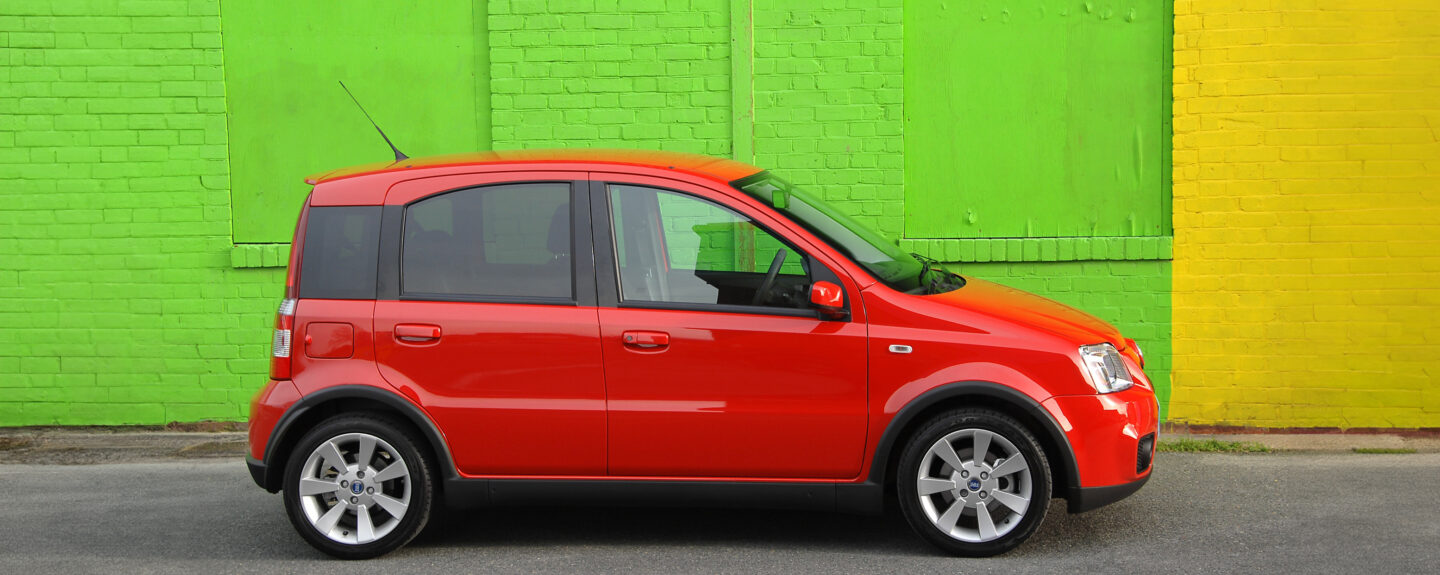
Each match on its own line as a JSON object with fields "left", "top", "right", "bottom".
{"left": 247, "top": 149, "right": 1157, "bottom": 559}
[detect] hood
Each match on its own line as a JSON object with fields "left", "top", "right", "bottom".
{"left": 928, "top": 277, "right": 1125, "bottom": 347}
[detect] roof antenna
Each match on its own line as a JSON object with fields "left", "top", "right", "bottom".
{"left": 339, "top": 81, "right": 409, "bottom": 162}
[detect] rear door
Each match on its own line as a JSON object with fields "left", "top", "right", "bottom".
{"left": 373, "top": 172, "right": 607, "bottom": 476}
{"left": 592, "top": 174, "right": 870, "bottom": 479}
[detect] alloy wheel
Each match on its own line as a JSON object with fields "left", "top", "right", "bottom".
{"left": 914, "top": 428, "right": 1033, "bottom": 543}
{"left": 296, "top": 432, "right": 412, "bottom": 545}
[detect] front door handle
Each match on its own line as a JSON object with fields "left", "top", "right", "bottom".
{"left": 395, "top": 323, "right": 442, "bottom": 343}
{"left": 621, "top": 330, "right": 670, "bottom": 349}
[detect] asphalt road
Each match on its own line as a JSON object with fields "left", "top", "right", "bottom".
{"left": 1, "top": 453, "right": 1436, "bottom": 574}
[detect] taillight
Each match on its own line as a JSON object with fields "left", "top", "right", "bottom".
{"left": 270, "top": 298, "right": 297, "bottom": 380}
{"left": 271, "top": 196, "right": 310, "bottom": 381}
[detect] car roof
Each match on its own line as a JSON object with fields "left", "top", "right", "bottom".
{"left": 304, "top": 148, "right": 764, "bottom": 185}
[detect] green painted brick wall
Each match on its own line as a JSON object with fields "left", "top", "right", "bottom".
{"left": 488, "top": 0, "right": 905, "bottom": 238}
{"left": 0, "top": 0, "right": 284, "bottom": 425}
{"left": 752, "top": 0, "right": 905, "bottom": 239}
{"left": 0, "top": 0, "right": 1173, "bottom": 426}
{"left": 489, "top": 0, "right": 733, "bottom": 156}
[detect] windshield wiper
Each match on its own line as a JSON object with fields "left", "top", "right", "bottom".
{"left": 910, "top": 253, "right": 966, "bottom": 294}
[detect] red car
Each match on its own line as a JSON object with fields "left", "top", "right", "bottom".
{"left": 247, "top": 149, "right": 1158, "bottom": 559}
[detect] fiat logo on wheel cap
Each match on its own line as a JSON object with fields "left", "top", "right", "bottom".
{"left": 351, "top": 481, "right": 365, "bottom": 495}
{"left": 967, "top": 478, "right": 981, "bottom": 491}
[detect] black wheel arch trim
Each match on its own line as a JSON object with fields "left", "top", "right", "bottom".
{"left": 867, "top": 380, "right": 1082, "bottom": 498}
{"left": 252, "top": 384, "right": 458, "bottom": 492}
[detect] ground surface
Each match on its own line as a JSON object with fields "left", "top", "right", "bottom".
{"left": 1, "top": 453, "right": 1436, "bottom": 574}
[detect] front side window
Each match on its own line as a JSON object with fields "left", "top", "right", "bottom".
{"left": 609, "top": 184, "right": 810, "bottom": 310}
{"left": 402, "top": 183, "right": 573, "bottom": 300}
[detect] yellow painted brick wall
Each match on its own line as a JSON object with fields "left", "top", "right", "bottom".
{"left": 1171, "top": 0, "right": 1440, "bottom": 427}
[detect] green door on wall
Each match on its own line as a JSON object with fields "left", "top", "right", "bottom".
{"left": 903, "top": 0, "right": 1169, "bottom": 239}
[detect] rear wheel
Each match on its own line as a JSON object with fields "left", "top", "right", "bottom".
{"left": 283, "top": 414, "right": 435, "bottom": 559}
{"left": 897, "top": 409, "right": 1051, "bottom": 556}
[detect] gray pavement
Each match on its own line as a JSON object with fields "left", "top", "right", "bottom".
{"left": 5, "top": 427, "right": 1438, "bottom": 467}
{"left": 1, "top": 452, "right": 1437, "bottom": 574}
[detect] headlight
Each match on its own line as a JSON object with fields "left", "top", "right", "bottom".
{"left": 1079, "top": 343, "right": 1134, "bottom": 394}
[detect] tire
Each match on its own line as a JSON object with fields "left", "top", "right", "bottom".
{"left": 282, "top": 414, "right": 436, "bottom": 559}
{"left": 896, "top": 409, "right": 1052, "bottom": 557}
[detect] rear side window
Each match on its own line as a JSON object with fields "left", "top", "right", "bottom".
{"left": 298, "top": 206, "right": 381, "bottom": 300}
{"left": 401, "top": 183, "right": 573, "bottom": 300}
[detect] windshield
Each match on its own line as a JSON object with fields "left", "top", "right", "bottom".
{"left": 733, "top": 172, "right": 962, "bottom": 293}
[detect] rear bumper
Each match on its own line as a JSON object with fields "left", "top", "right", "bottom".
{"left": 248, "top": 379, "right": 301, "bottom": 462}
{"left": 246, "top": 456, "right": 273, "bottom": 491}
{"left": 247, "top": 379, "right": 301, "bottom": 493}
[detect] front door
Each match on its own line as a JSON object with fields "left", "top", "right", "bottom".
{"left": 594, "top": 176, "right": 869, "bottom": 479}
{"left": 373, "top": 175, "right": 607, "bottom": 476}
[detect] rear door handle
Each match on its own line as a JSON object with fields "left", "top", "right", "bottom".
{"left": 621, "top": 330, "right": 670, "bottom": 349}
{"left": 395, "top": 323, "right": 442, "bottom": 343}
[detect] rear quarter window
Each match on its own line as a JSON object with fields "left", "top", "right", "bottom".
{"left": 298, "top": 206, "right": 381, "bottom": 300}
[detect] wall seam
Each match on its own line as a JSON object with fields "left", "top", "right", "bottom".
{"left": 729, "top": 0, "right": 753, "bottom": 164}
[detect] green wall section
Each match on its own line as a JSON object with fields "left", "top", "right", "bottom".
{"left": 752, "top": 0, "right": 906, "bottom": 239}
{"left": 956, "top": 261, "right": 1173, "bottom": 419}
{"left": 221, "top": 0, "right": 482, "bottom": 243}
{"left": 904, "top": 0, "right": 1167, "bottom": 239}
{"left": 0, "top": 0, "right": 1172, "bottom": 425}
{"left": 490, "top": 0, "right": 732, "bottom": 157}
{"left": 0, "top": 1, "right": 283, "bottom": 425}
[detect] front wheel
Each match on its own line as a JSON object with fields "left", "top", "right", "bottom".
{"left": 283, "top": 414, "right": 435, "bottom": 559}
{"left": 897, "top": 409, "right": 1052, "bottom": 556}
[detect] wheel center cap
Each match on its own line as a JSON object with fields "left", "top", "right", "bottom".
{"left": 967, "top": 478, "right": 982, "bottom": 491}
{"left": 350, "top": 481, "right": 365, "bottom": 495}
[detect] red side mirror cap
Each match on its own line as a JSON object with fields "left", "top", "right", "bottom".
{"left": 810, "top": 281, "right": 845, "bottom": 311}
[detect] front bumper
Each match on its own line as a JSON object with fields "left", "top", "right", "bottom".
{"left": 1044, "top": 384, "right": 1160, "bottom": 512}
{"left": 1068, "top": 473, "right": 1151, "bottom": 513}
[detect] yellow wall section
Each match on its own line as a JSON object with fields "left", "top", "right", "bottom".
{"left": 1170, "top": 0, "right": 1440, "bottom": 427}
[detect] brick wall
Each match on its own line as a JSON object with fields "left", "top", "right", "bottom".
{"left": 488, "top": 0, "right": 732, "bottom": 156}
{"left": 752, "top": 0, "right": 905, "bottom": 238}
{"left": 0, "top": 0, "right": 1181, "bottom": 426}
{"left": 1169, "top": 0, "right": 1440, "bottom": 427}
{"left": 0, "top": 0, "right": 282, "bottom": 425}
{"left": 487, "top": 0, "right": 905, "bottom": 237}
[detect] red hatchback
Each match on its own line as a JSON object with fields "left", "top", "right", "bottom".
{"left": 247, "top": 149, "right": 1158, "bottom": 559}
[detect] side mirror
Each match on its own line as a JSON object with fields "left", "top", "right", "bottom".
{"left": 771, "top": 189, "right": 789, "bottom": 209}
{"left": 809, "top": 281, "right": 848, "bottom": 320}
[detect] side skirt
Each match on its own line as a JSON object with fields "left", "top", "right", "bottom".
{"left": 444, "top": 478, "right": 885, "bottom": 516}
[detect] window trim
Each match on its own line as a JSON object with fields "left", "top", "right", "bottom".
{"left": 382, "top": 180, "right": 595, "bottom": 306}
{"left": 620, "top": 300, "right": 820, "bottom": 319}
{"left": 593, "top": 180, "right": 847, "bottom": 319}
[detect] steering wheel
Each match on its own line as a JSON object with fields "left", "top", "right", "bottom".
{"left": 752, "top": 249, "right": 787, "bottom": 306}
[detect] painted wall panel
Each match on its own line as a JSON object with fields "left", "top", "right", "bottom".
{"left": 1169, "top": 1, "right": 1440, "bottom": 428}
{"left": 904, "top": 0, "right": 1167, "bottom": 239}
{"left": 221, "top": 0, "right": 480, "bottom": 243}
